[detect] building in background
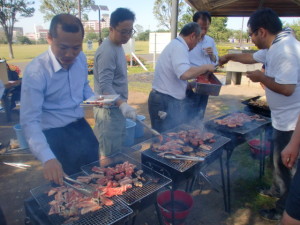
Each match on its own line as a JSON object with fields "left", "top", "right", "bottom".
{"left": 82, "top": 14, "right": 110, "bottom": 33}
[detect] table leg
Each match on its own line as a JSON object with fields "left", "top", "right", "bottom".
{"left": 219, "top": 155, "right": 228, "bottom": 212}
{"left": 226, "top": 146, "right": 232, "bottom": 214}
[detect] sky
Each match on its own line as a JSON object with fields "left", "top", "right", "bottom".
{"left": 15, "top": 0, "right": 300, "bottom": 34}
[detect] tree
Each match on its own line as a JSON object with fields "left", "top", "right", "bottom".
{"left": 0, "top": 0, "right": 34, "bottom": 58}
{"left": 17, "top": 35, "right": 32, "bottom": 44}
{"left": 207, "top": 17, "right": 229, "bottom": 42}
{"left": 177, "top": 6, "right": 196, "bottom": 31}
{"left": 136, "top": 30, "right": 150, "bottom": 41}
{"left": 153, "top": 0, "right": 185, "bottom": 30}
{"left": 285, "top": 20, "right": 300, "bottom": 40}
{"left": 40, "top": 0, "right": 95, "bottom": 22}
{"left": 101, "top": 27, "right": 109, "bottom": 39}
{"left": 134, "top": 24, "right": 143, "bottom": 34}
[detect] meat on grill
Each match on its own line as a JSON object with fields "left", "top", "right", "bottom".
{"left": 47, "top": 161, "right": 145, "bottom": 222}
{"left": 214, "top": 112, "right": 265, "bottom": 128}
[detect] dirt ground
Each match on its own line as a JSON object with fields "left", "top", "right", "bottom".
{"left": 0, "top": 75, "right": 278, "bottom": 225}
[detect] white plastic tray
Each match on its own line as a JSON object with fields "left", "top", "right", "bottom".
{"left": 82, "top": 94, "right": 120, "bottom": 105}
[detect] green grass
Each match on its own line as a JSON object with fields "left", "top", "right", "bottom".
{"left": 0, "top": 41, "right": 149, "bottom": 63}
{"left": 230, "top": 142, "right": 275, "bottom": 211}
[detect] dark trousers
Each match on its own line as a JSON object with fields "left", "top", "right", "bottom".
{"left": 43, "top": 118, "right": 99, "bottom": 176}
{"left": 148, "top": 90, "right": 185, "bottom": 133}
{"left": 271, "top": 129, "right": 296, "bottom": 212}
{"left": 285, "top": 159, "right": 300, "bottom": 220}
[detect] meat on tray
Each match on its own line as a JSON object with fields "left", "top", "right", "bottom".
{"left": 151, "top": 128, "right": 215, "bottom": 159}
{"left": 47, "top": 161, "right": 144, "bottom": 222}
{"left": 214, "top": 112, "right": 266, "bottom": 128}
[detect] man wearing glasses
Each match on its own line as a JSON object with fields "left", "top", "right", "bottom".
{"left": 219, "top": 8, "right": 300, "bottom": 221}
{"left": 93, "top": 8, "right": 137, "bottom": 159}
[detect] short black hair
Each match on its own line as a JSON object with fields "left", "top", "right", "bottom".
{"left": 247, "top": 8, "right": 282, "bottom": 35}
{"left": 179, "top": 22, "right": 201, "bottom": 37}
{"left": 49, "top": 14, "right": 84, "bottom": 38}
{"left": 110, "top": 8, "right": 135, "bottom": 28}
{"left": 193, "top": 11, "right": 211, "bottom": 23}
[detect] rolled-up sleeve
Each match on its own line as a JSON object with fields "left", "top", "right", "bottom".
{"left": 20, "top": 71, "right": 55, "bottom": 164}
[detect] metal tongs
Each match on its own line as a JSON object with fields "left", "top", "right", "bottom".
{"left": 63, "top": 176, "right": 96, "bottom": 197}
{"left": 137, "top": 119, "right": 161, "bottom": 137}
{"left": 163, "top": 153, "right": 204, "bottom": 162}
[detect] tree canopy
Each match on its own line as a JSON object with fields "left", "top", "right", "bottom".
{"left": 40, "top": 0, "right": 95, "bottom": 22}
{"left": 0, "top": 0, "right": 35, "bottom": 58}
{"left": 153, "top": 0, "right": 185, "bottom": 30}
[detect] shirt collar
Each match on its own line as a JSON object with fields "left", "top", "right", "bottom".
{"left": 48, "top": 46, "right": 63, "bottom": 72}
{"left": 176, "top": 36, "right": 189, "bottom": 50}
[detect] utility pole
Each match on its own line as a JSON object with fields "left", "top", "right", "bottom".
{"left": 78, "top": 0, "right": 81, "bottom": 20}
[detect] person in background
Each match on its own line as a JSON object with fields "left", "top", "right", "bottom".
{"left": 148, "top": 22, "right": 215, "bottom": 132}
{"left": 93, "top": 8, "right": 137, "bottom": 159}
{"left": 189, "top": 11, "right": 218, "bottom": 67}
{"left": 188, "top": 11, "right": 219, "bottom": 122}
{"left": 20, "top": 14, "right": 99, "bottom": 185}
{"left": 219, "top": 8, "right": 300, "bottom": 221}
{"left": 280, "top": 114, "right": 300, "bottom": 225}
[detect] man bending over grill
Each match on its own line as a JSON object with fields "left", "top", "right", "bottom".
{"left": 219, "top": 8, "right": 300, "bottom": 221}
{"left": 148, "top": 22, "right": 215, "bottom": 132}
{"left": 20, "top": 14, "right": 99, "bottom": 185}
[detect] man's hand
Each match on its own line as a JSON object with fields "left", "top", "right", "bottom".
{"left": 281, "top": 143, "right": 299, "bottom": 169}
{"left": 204, "top": 47, "right": 216, "bottom": 62}
{"left": 43, "top": 159, "right": 64, "bottom": 185}
{"left": 119, "top": 102, "right": 137, "bottom": 120}
{"left": 218, "top": 55, "right": 229, "bottom": 67}
{"left": 204, "top": 64, "right": 215, "bottom": 73}
{"left": 246, "top": 70, "right": 264, "bottom": 82}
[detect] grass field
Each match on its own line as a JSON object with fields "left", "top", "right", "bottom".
{"left": 0, "top": 41, "right": 150, "bottom": 63}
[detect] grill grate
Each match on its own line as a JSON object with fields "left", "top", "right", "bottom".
{"left": 30, "top": 172, "right": 132, "bottom": 225}
{"left": 81, "top": 153, "right": 172, "bottom": 206}
{"left": 142, "top": 134, "right": 230, "bottom": 172}
{"left": 205, "top": 111, "right": 271, "bottom": 135}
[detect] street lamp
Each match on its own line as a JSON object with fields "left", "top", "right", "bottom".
{"left": 91, "top": 4, "right": 108, "bottom": 43}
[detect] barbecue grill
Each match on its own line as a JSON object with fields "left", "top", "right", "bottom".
{"left": 130, "top": 124, "right": 231, "bottom": 213}
{"left": 205, "top": 110, "right": 272, "bottom": 213}
{"left": 29, "top": 172, "right": 133, "bottom": 225}
{"left": 242, "top": 96, "right": 271, "bottom": 117}
{"left": 81, "top": 153, "right": 172, "bottom": 206}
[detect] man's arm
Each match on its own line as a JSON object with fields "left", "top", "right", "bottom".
{"left": 180, "top": 64, "right": 215, "bottom": 81}
{"left": 219, "top": 53, "right": 257, "bottom": 66}
{"left": 20, "top": 72, "right": 64, "bottom": 185}
{"left": 246, "top": 70, "right": 296, "bottom": 96}
{"left": 281, "top": 115, "right": 300, "bottom": 169}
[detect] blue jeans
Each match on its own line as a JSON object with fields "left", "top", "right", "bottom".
{"left": 43, "top": 118, "right": 99, "bottom": 175}
{"left": 148, "top": 90, "right": 185, "bottom": 133}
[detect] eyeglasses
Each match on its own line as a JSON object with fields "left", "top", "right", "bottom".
{"left": 114, "top": 28, "right": 136, "bottom": 36}
{"left": 248, "top": 28, "right": 258, "bottom": 38}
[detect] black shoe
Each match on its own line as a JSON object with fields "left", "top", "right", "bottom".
{"left": 259, "top": 208, "right": 282, "bottom": 221}
{"left": 259, "top": 189, "right": 280, "bottom": 199}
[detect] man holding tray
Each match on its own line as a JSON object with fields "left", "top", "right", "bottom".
{"left": 20, "top": 14, "right": 99, "bottom": 185}
{"left": 93, "top": 8, "right": 137, "bottom": 159}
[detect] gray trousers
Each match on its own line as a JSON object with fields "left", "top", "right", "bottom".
{"left": 93, "top": 107, "right": 125, "bottom": 157}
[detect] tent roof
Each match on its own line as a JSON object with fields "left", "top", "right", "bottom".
{"left": 185, "top": 0, "right": 300, "bottom": 17}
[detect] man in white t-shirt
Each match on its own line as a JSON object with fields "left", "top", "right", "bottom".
{"left": 219, "top": 8, "right": 300, "bottom": 221}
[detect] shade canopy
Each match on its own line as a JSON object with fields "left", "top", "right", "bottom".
{"left": 185, "top": 0, "right": 300, "bottom": 17}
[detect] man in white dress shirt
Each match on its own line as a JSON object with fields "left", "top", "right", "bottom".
{"left": 148, "top": 22, "right": 215, "bottom": 132}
